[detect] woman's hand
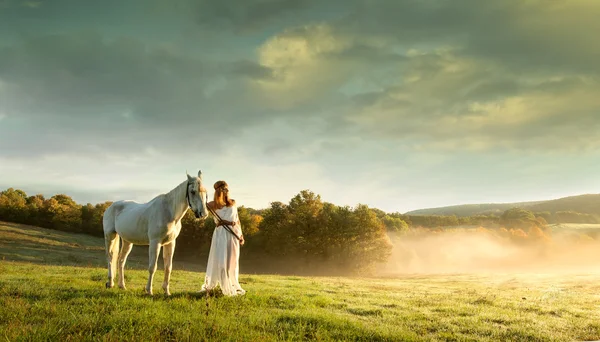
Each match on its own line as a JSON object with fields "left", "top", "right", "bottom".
{"left": 240, "top": 235, "right": 245, "bottom": 246}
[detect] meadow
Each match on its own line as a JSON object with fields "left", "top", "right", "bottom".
{"left": 1, "top": 221, "right": 600, "bottom": 341}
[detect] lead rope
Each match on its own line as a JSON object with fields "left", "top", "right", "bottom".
{"left": 185, "top": 182, "right": 193, "bottom": 208}
{"left": 206, "top": 204, "right": 242, "bottom": 242}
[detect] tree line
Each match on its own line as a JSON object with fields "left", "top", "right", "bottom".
{"left": 1, "top": 187, "right": 598, "bottom": 274}
{"left": 0, "top": 188, "right": 394, "bottom": 274}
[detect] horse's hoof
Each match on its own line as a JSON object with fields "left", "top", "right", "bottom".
{"left": 162, "top": 285, "right": 170, "bottom": 296}
{"left": 119, "top": 285, "right": 127, "bottom": 290}
{"left": 105, "top": 282, "right": 113, "bottom": 289}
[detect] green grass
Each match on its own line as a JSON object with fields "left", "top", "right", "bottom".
{"left": 2, "top": 222, "right": 600, "bottom": 341}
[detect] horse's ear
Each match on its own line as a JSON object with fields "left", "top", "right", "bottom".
{"left": 198, "top": 170, "right": 203, "bottom": 180}
{"left": 186, "top": 170, "right": 193, "bottom": 182}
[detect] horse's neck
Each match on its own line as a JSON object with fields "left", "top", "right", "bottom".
{"left": 165, "top": 179, "right": 189, "bottom": 222}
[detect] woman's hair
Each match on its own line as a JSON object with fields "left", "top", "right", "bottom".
{"left": 213, "top": 180, "right": 235, "bottom": 207}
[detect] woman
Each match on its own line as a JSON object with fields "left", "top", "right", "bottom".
{"left": 201, "top": 180, "right": 246, "bottom": 296}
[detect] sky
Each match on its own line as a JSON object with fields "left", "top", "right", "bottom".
{"left": 0, "top": 0, "right": 599, "bottom": 213}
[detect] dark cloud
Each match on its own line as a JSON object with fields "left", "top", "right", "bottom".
{"left": 228, "top": 60, "right": 275, "bottom": 80}
{"left": 191, "top": 0, "right": 319, "bottom": 33}
{"left": 0, "top": 31, "right": 280, "bottom": 158}
{"left": 242, "top": 0, "right": 599, "bottom": 153}
{"left": 335, "top": 0, "right": 600, "bottom": 74}
{"left": 347, "top": 72, "right": 600, "bottom": 152}
{"left": 463, "top": 79, "right": 522, "bottom": 103}
{"left": 0, "top": 32, "right": 206, "bottom": 119}
{"left": 1, "top": 0, "right": 598, "bottom": 162}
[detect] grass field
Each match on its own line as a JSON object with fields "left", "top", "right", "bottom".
{"left": 2, "top": 222, "right": 600, "bottom": 341}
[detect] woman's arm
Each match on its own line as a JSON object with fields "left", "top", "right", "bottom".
{"left": 217, "top": 218, "right": 244, "bottom": 244}
{"left": 218, "top": 219, "right": 237, "bottom": 226}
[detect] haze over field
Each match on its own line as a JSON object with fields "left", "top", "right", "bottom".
{"left": 1, "top": 0, "right": 600, "bottom": 214}
{"left": 381, "top": 225, "right": 600, "bottom": 275}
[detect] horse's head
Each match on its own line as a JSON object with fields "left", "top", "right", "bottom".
{"left": 186, "top": 170, "right": 209, "bottom": 219}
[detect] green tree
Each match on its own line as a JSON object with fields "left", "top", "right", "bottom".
{"left": 341, "top": 204, "right": 392, "bottom": 272}
{"left": 535, "top": 211, "right": 553, "bottom": 223}
{"left": 25, "top": 194, "right": 46, "bottom": 226}
{"left": 238, "top": 205, "right": 261, "bottom": 238}
{"left": 44, "top": 195, "right": 82, "bottom": 232}
{"left": 258, "top": 191, "right": 393, "bottom": 274}
{"left": 91, "top": 202, "right": 113, "bottom": 236}
{"left": 382, "top": 214, "right": 409, "bottom": 233}
{"left": 259, "top": 201, "right": 293, "bottom": 257}
{"left": 500, "top": 208, "right": 537, "bottom": 229}
{"left": 0, "top": 188, "right": 28, "bottom": 223}
{"left": 554, "top": 211, "right": 599, "bottom": 224}
{"left": 177, "top": 209, "right": 213, "bottom": 258}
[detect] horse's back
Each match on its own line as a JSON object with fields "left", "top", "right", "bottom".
{"left": 111, "top": 200, "right": 154, "bottom": 245}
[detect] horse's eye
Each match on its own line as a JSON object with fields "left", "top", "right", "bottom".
{"left": 191, "top": 191, "right": 196, "bottom": 195}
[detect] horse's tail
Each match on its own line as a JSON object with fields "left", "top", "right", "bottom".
{"left": 103, "top": 203, "right": 120, "bottom": 288}
{"left": 102, "top": 203, "right": 118, "bottom": 235}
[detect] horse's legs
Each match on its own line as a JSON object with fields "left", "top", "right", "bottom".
{"left": 104, "top": 232, "right": 119, "bottom": 289}
{"left": 117, "top": 240, "right": 133, "bottom": 290}
{"left": 145, "top": 239, "right": 162, "bottom": 295}
{"left": 162, "top": 240, "right": 176, "bottom": 296}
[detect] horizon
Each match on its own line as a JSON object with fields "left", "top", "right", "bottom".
{"left": 1, "top": 0, "right": 599, "bottom": 213}
{"left": 2, "top": 182, "right": 599, "bottom": 215}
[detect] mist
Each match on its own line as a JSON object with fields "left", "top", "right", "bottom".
{"left": 379, "top": 226, "right": 600, "bottom": 275}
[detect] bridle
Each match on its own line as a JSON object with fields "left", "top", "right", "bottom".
{"left": 186, "top": 181, "right": 207, "bottom": 218}
{"left": 185, "top": 182, "right": 193, "bottom": 209}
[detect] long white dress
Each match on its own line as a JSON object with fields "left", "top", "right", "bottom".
{"left": 201, "top": 204, "right": 245, "bottom": 296}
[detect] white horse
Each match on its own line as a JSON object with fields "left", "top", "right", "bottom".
{"left": 102, "top": 170, "right": 209, "bottom": 295}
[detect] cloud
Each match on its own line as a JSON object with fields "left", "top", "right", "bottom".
{"left": 189, "top": 0, "right": 322, "bottom": 33}
{"left": 1, "top": 0, "right": 599, "bottom": 211}
{"left": 252, "top": 23, "right": 405, "bottom": 113}
{"left": 335, "top": 0, "right": 600, "bottom": 74}
{"left": 346, "top": 52, "right": 600, "bottom": 152}
{"left": 4, "top": 0, "right": 597, "bottom": 159}
{"left": 0, "top": 31, "right": 280, "bottom": 158}
{"left": 0, "top": 32, "right": 208, "bottom": 120}
{"left": 246, "top": 0, "right": 600, "bottom": 153}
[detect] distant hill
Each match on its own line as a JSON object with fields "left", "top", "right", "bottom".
{"left": 405, "top": 194, "right": 600, "bottom": 217}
